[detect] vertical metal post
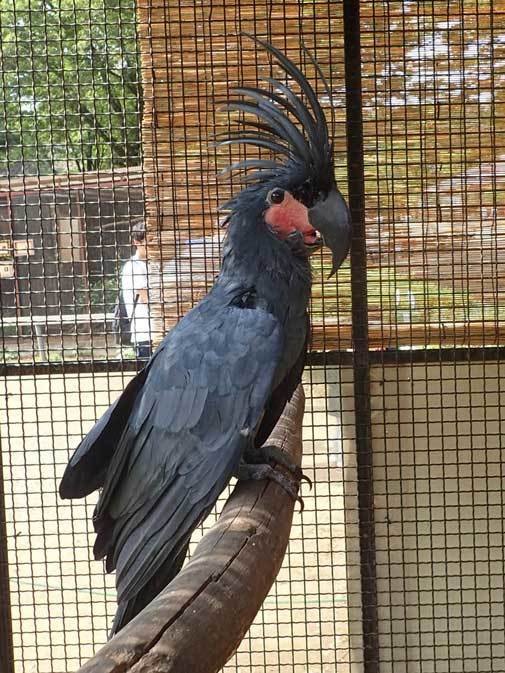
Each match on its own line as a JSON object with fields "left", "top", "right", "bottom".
{"left": 0, "top": 438, "right": 15, "bottom": 673}
{"left": 343, "top": 1, "right": 380, "bottom": 671}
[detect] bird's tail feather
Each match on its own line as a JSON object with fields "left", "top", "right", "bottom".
{"left": 108, "top": 539, "right": 190, "bottom": 638}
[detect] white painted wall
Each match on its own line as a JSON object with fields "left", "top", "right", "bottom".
{"left": 367, "top": 361, "right": 505, "bottom": 673}
{"left": 1, "top": 362, "right": 502, "bottom": 672}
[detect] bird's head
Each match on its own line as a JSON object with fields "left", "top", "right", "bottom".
{"left": 217, "top": 35, "right": 351, "bottom": 275}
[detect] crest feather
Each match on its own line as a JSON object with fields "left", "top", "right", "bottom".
{"left": 216, "top": 34, "right": 334, "bottom": 194}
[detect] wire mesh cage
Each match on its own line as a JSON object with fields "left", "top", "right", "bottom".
{"left": 0, "top": 0, "right": 504, "bottom": 672}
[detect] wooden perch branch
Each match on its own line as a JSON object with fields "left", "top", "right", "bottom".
{"left": 78, "top": 385, "right": 305, "bottom": 673}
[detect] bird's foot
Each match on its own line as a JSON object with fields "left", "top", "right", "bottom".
{"left": 243, "top": 444, "right": 312, "bottom": 490}
{"left": 236, "top": 460, "right": 305, "bottom": 512}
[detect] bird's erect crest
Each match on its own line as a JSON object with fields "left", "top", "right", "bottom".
{"left": 217, "top": 34, "right": 335, "bottom": 207}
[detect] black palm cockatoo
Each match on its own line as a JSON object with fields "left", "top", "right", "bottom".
{"left": 59, "top": 35, "right": 351, "bottom": 636}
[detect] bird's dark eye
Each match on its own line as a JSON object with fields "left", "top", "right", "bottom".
{"left": 267, "top": 188, "right": 285, "bottom": 205}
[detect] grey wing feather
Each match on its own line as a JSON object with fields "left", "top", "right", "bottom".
{"left": 92, "top": 300, "right": 283, "bottom": 606}
{"left": 59, "top": 364, "right": 151, "bottom": 499}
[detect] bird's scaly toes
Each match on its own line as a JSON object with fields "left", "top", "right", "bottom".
{"left": 237, "top": 461, "right": 305, "bottom": 512}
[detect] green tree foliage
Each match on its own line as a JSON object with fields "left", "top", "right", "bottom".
{"left": 0, "top": 0, "right": 141, "bottom": 174}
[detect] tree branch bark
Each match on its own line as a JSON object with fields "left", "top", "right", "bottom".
{"left": 78, "top": 385, "right": 306, "bottom": 673}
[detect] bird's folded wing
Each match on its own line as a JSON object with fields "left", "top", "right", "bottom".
{"left": 91, "top": 300, "right": 284, "bottom": 604}
{"left": 59, "top": 365, "right": 152, "bottom": 499}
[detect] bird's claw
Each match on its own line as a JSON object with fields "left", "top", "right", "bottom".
{"left": 236, "top": 461, "right": 305, "bottom": 512}
{"left": 283, "top": 462, "right": 312, "bottom": 491}
{"left": 300, "top": 472, "right": 313, "bottom": 490}
{"left": 295, "top": 494, "right": 305, "bottom": 513}
{"left": 244, "top": 444, "right": 312, "bottom": 490}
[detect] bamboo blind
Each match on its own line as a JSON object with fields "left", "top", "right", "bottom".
{"left": 136, "top": 0, "right": 504, "bottom": 351}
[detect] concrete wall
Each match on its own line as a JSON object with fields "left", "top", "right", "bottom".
{"left": 1, "top": 362, "right": 502, "bottom": 672}
{"left": 366, "top": 361, "right": 505, "bottom": 673}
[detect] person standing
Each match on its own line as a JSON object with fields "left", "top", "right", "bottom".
{"left": 120, "top": 222, "right": 152, "bottom": 359}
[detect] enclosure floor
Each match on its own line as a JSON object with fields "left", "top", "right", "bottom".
{"left": 0, "top": 371, "right": 352, "bottom": 673}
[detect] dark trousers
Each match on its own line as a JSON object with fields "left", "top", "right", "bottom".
{"left": 135, "top": 342, "right": 152, "bottom": 360}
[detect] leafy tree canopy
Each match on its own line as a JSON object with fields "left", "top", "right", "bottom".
{"left": 0, "top": 0, "right": 141, "bottom": 174}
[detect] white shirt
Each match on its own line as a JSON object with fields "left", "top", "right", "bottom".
{"left": 121, "top": 253, "right": 152, "bottom": 344}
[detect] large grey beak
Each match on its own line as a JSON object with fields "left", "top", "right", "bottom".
{"left": 308, "top": 188, "right": 351, "bottom": 276}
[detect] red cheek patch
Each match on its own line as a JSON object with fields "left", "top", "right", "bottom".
{"left": 265, "top": 192, "right": 312, "bottom": 240}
